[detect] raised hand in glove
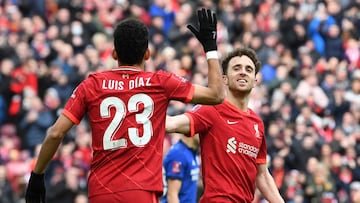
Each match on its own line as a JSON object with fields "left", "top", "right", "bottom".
{"left": 187, "top": 8, "right": 217, "bottom": 52}
{"left": 25, "top": 172, "right": 46, "bottom": 203}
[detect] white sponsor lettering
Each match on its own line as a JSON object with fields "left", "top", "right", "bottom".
{"left": 226, "top": 137, "right": 259, "bottom": 158}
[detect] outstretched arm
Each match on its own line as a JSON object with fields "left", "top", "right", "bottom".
{"left": 191, "top": 58, "right": 223, "bottom": 105}
{"left": 166, "top": 114, "right": 191, "bottom": 135}
{"left": 255, "top": 163, "right": 285, "bottom": 203}
{"left": 189, "top": 8, "right": 224, "bottom": 105}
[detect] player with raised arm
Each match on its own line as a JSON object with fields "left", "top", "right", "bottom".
{"left": 25, "top": 8, "right": 223, "bottom": 203}
{"left": 166, "top": 47, "right": 285, "bottom": 203}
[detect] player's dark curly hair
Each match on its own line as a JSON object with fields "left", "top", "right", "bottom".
{"left": 113, "top": 18, "right": 149, "bottom": 65}
{"left": 221, "top": 47, "right": 261, "bottom": 75}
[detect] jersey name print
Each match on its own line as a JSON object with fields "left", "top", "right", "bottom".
{"left": 101, "top": 77, "right": 152, "bottom": 90}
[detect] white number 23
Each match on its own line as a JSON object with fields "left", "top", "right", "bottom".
{"left": 100, "top": 94, "right": 154, "bottom": 150}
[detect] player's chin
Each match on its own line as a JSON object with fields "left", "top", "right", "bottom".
{"left": 237, "top": 85, "right": 252, "bottom": 92}
{"left": 236, "top": 84, "right": 250, "bottom": 90}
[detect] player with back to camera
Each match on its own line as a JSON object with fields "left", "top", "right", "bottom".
{"left": 25, "top": 8, "right": 223, "bottom": 203}
{"left": 166, "top": 47, "right": 285, "bottom": 203}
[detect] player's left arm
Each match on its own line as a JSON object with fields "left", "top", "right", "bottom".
{"left": 255, "top": 163, "right": 285, "bottom": 203}
{"left": 166, "top": 178, "right": 182, "bottom": 203}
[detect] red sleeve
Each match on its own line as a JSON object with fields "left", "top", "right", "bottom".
{"left": 184, "top": 113, "right": 195, "bottom": 137}
{"left": 62, "top": 81, "right": 88, "bottom": 125}
{"left": 256, "top": 121, "right": 267, "bottom": 164}
{"left": 158, "top": 71, "right": 194, "bottom": 103}
{"left": 185, "top": 105, "right": 214, "bottom": 136}
{"left": 62, "top": 109, "right": 81, "bottom": 124}
{"left": 184, "top": 86, "right": 194, "bottom": 103}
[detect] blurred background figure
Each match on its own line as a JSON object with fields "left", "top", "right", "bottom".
{"left": 350, "top": 181, "right": 360, "bottom": 203}
{"left": 0, "top": 164, "right": 16, "bottom": 203}
{"left": 162, "top": 134, "right": 200, "bottom": 203}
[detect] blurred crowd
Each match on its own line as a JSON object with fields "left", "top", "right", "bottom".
{"left": 0, "top": 0, "right": 359, "bottom": 202}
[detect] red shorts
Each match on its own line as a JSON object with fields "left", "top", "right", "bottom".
{"left": 89, "top": 190, "right": 159, "bottom": 203}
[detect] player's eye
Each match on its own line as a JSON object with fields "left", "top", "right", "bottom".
{"left": 246, "top": 66, "right": 254, "bottom": 73}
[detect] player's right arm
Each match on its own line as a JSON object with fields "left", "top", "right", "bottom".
{"left": 166, "top": 115, "right": 190, "bottom": 135}
{"left": 26, "top": 114, "right": 74, "bottom": 202}
{"left": 166, "top": 179, "right": 182, "bottom": 203}
{"left": 188, "top": 8, "right": 224, "bottom": 105}
{"left": 33, "top": 115, "right": 74, "bottom": 174}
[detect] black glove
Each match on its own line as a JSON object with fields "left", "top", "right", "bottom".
{"left": 187, "top": 8, "right": 217, "bottom": 52}
{"left": 25, "top": 171, "right": 46, "bottom": 203}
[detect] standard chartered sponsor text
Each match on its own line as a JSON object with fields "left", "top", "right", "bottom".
{"left": 238, "top": 142, "right": 259, "bottom": 158}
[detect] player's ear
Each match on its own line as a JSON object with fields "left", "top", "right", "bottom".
{"left": 253, "top": 74, "right": 259, "bottom": 87}
{"left": 112, "top": 50, "right": 118, "bottom": 60}
{"left": 222, "top": 75, "right": 228, "bottom": 85}
{"left": 144, "top": 48, "right": 150, "bottom": 60}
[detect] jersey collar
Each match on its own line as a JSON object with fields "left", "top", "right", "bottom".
{"left": 112, "top": 66, "right": 142, "bottom": 71}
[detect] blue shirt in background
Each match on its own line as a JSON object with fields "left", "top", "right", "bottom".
{"left": 162, "top": 140, "right": 200, "bottom": 203}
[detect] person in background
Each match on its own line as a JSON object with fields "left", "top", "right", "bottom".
{"left": 162, "top": 134, "right": 200, "bottom": 203}
{"left": 350, "top": 181, "right": 360, "bottom": 203}
{"left": 0, "top": 164, "right": 16, "bottom": 203}
{"left": 166, "top": 47, "right": 284, "bottom": 203}
{"left": 25, "top": 8, "right": 224, "bottom": 203}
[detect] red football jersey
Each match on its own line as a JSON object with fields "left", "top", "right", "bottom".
{"left": 185, "top": 100, "right": 267, "bottom": 203}
{"left": 62, "top": 67, "right": 194, "bottom": 198}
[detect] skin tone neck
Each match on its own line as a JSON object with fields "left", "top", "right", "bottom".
{"left": 225, "top": 88, "right": 251, "bottom": 112}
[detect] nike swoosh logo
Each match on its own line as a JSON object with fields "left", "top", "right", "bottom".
{"left": 227, "top": 120, "right": 238, "bottom": 125}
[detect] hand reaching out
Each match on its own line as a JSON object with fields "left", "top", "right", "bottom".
{"left": 187, "top": 8, "right": 217, "bottom": 52}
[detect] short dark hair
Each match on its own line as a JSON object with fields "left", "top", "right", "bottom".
{"left": 113, "top": 18, "right": 149, "bottom": 65}
{"left": 221, "top": 47, "right": 261, "bottom": 75}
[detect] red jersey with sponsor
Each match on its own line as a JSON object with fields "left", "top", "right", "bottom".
{"left": 185, "top": 100, "right": 267, "bottom": 203}
{"left": 62, "top": 67, "right": 194, "bottom": 198}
